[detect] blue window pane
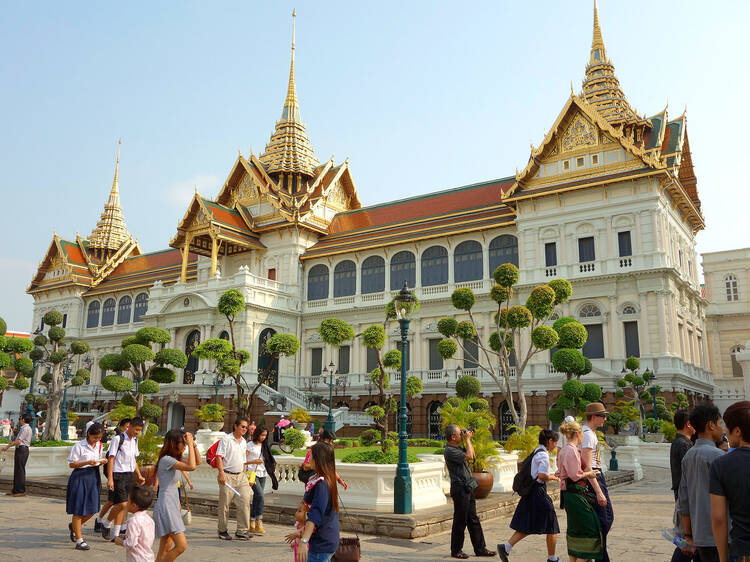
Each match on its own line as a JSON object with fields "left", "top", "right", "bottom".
{"left": 361, "top": 256, "right": 385, "bottom": 294}
{"left": 454, "top": 241, "right": 483, "bottom": 282}
{"left": 101, "top": 298, "right": 116, "bottom": 326}
{"left": 390, "top": 251, "right": 416, "bottom": 291}
{"left": 307, "top": 265, "right": 329, "bottom": 301}
{"left": 421, "top": 246, "right": 448, "bottom": 287}
{"left": 333, "top": 260, "right": 356, "bottom": 297}
{"left": 489, "top": 235, "right": 519, "bottom": 272}
{"left": 86, "top": 301, "right": 100, "bottom": 328}
{"left": 117, "top": 296, "right": 132, "bottom": 325}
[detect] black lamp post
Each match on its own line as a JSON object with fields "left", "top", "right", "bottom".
{"left": 201, "top": 369, "right": 226, "bottom": 404}
{"left": 24, "top": 359, "right": 40, "bottom": 418}
{"left": 393, "top": 281, "right": 415, "bottom": 514}
{"left": 60, "top": 364, "right": 73, "bottom": 440}
{"left": 323, "top": 361, "right": 336, "bottom": 434}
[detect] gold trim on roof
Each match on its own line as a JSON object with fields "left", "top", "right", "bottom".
{"left": 89, "top": 139, "right": 134, "bottom": 254}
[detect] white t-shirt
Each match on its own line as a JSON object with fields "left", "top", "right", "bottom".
{"left": 216, "top": 433, "right": 246, "bottom": 473}
{"left": 246, "top": 441, "right": 266, "bottom": 477}
{"left": 530, "top": 445, "right": 551, "bottom": 483}
{"left": 580, "top": 425, "right": 600, "bottom": 469}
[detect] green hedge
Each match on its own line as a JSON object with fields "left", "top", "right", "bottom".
{"left": 31, "top": 440, "right": 76, "bottom": 447}
{"left": 341, "top": 449, "right": 422, "bottom": 464}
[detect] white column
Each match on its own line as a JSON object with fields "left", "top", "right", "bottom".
{"left": 638, "top": 292, "right": 650, "bottom": 356}
{"left": 608, "top": 296, "right": 619, "bottom": 358}
{"left": 656, "top": 292, "right": 668, "bottom": 355}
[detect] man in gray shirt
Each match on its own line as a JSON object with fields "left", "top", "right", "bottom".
{"left": 678, "top": 404, "right": 725, "bottom": 562}
{"left": 2, "top": 414, "right": 34, "bottom": 496}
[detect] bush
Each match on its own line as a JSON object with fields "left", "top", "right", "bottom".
{"left": 531, "top": 325, "right": 559, "bottom": 350}
{"left": 455, "top": 375, "right": 481, "bottom": 399}
{"left": 582, "top": 382, "right": 602, "bottom": 402}
{"left": 643, "top": 418, "right": 663, "bottom": 433}
{"left": 437, "top": 318, "right": 458, "bottom": 337}
{"left": 195, "top": 403, "right": 226, "bottom": 422}
{"left": 547, "top": 279, "right": 573, "bottom": 304}
{"left": 266, "top": 333, "right": 300, "bottom": 356}
{"left": 102, "top": 375, "right": 134, "bottom": 393}
{"left": 552, "top": 348, "right": 585, "bottom": 375}
{"left": 406, "top": 438, "right": 444, "bottom": 447}
{"left": 47, "top": 326, "right": 66, "bottom": 342}
{"left": 504, "top": 425, "right": 543, "bottom": 458}
{"left": 289, "top": 407, "right": 313, "bottom": 423}
{"left": 625, "top": 356, "right": 640, "bottom": 372}
{"left": 662, "top": 421, "right": 677, "bottom": 442}
{"left": 552, "top": 316, "right": 576, "bottom": 333}
{"left": 562, "top": 379, "right": 585, "bottom": 399}
{"left": 359, "top": 429, "right": 380, "bottom": 446}
{"left": 558, "top": 321, "right": 588, "bottom": 349}
{"left": 507, "top": 306, "right": 532, "bottom": 328}
{"left": 456, "top": 321, "right": 476, "bottom": 340}
{"left": 493, "top": 263, "right": 519, "bottom": 287}
{"left": 383, "top": 349, "right": 401, "bottom": 369}
{"left": 150, "top": 367, "right": 176, "bottom": 384}
{"left": 341, "top": 449, "right": 421, "bottom": 464}
{"left": 42, "top": 311, "right": 63, "bottom": 327}
{"left": 526, "top": 285, "right": 556, "bottom": 319}
{"left": 139, "top": 402, "right": 162, "bottom": 421}
{"left": 122, "top": 344, "right": 155, "bottom": 365}
{"left": 137, "top": 379, "right": 159, "bottom": 394}
{"left": 31, "top": 440, "right": 75, "bottom": 447}
{"left": 110, "top": 403, "right": 136, "bottom": 421}
{"left": 362, "top": 325, "right": 385, "bottom": 349}
{"left": 283, "top": 428, "right": 306, "bottom": 453}
{"left": 437, "top": 339, "right": 458, "bottom": 360}
{"left": 451, "top": 288, "right": 476, "bottom": 311}
{"left": 490, "top": 284, "right": 510, "bottom": 303}
{"left": 154, "top": 348, "right": 188, "bottom": 368}
{"left": 405, "top": 376, "right": 423, "bottom": 397}
{"left": 547, "top": 406, "right": 564, "bottom": 424}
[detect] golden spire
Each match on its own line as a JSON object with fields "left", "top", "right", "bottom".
{"left": 581, "top": 0, "right": 640, "bottom": 126}
{"left": 259, "top": 9, "right": 319, "bottom": 177}
{"left": 89, "top": 139, "right": 132, "bottom": 256}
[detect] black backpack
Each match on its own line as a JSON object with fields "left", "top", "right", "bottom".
{"left": 103, "top": 432, "right": 137, "bottom": 477}
{"left": 512, "top": 448, "right": 545, "bottom": 497}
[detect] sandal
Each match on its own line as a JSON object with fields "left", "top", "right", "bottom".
{"left": 452, "top": 553, "right": 470, "bottom": 559}
{"left": 75, "top": 540, "right": 90, "bottom": 551}
{"left": 476, "top": 549, "right": 497, "bottom": 557}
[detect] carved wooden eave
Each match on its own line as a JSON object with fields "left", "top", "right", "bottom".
{"left": 27, "top": 235, "right": 85, "bottom": 293}
{"left": 87, "top": 236, "right": 140, "bottom": 287}
{"left": 660, "top": 170, "right": 704, "bottom": 233}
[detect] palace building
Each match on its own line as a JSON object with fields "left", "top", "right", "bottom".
{"left": 26, "top": 5, "right": 713, "bottom": 438}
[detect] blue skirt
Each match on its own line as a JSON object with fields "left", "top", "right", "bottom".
{"left": 510, "top": 481, "right": 560, "bottom": 535}
{"left": 66, "top": 467, "right": 101, "bottom": 516}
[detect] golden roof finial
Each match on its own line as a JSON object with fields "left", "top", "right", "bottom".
{"left": 89, "top": 139, "right": 132, "bottom": 253}
{"left": 590, "top": 0, "right": 606, "bottom": 65}
{"left": 258, "top": 9, "right": 319, "bottom": 177}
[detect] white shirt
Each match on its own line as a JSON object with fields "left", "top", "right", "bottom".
{"left": 108, "top": 432, "right": 140, "bottom": 473}
{"left": 530, "top": 445, "right": 551, "bottom": 483}
{"left": 216, "top": 433, "right": 246, "bottom": 473}
{"left": 68, "top": 439, "right": 104, "bottom": 464}
{"left": 580, "top": 425, "right": 600, "bottom": 470}
{"left": 246, "top": 441, "right": 266, "bottom": 477}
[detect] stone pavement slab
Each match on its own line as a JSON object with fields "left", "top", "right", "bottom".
{"left": 0, "top": 467, "right": 675, "bottom": 561}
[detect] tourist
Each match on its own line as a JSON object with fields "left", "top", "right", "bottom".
{"left": 670, "top": 409, "right": 696, "bottom": 562}
{"left": 246, "top": 424, "right": 280, "bottom": 535}
{"left": 284, "top": 441, "right": 341, "bottom": 562}
{"left": 102, "top": 417, "right": 145, "bottom": 541}
{"left": 215, "top": 417, "right": 252, "bottom": 541}
{"left": 443, "top": 424, "right": 496, "bottom": 559}
{"left": 2, "top": 413, "right": 33, "bottom": 497}
{"left": 289, "top": 501, "right": 310, "bottom": 560}
{"left": 300, "top": 431, "right": 347, "bottom": 489}
{"left": 556, "top": 419, "right": 602, "bottom": 562}
{"left": 96, "top": 418, "right": 131, "bottom": 533}
{"left": 580, "top": 401, "right": 613, "bottom": 562}
{"left": 678, "top": 403, "right": 725, "bottom": 561}
{"left": 153, "top": 429, "right": 200, "bottom": 561}
{"left": 498, "top": 429, "right": 561, "bottom": 562}
{"left": 114, "top": 486, "right": 155, "bottom": 562}
{"left": 710, "top": 401, "right": 750, "bottom": 562}
{"left": 66, "top": 422, "right": 107, "bottom": 551}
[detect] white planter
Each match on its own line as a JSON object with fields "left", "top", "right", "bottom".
{"left": 272, "top": 455, "right": 447, "bottom": 512}
{"left": 602, "top": 445, "right": 643, "bottom": 480}
{"left": 489, "top": 449, "right": 520, "bottom": 493}
{"left": 194, "top": 429, "right": 226, "bottom": 455}
{"left": 0, "top": 445, "right": 75, "bottom": 478}
{"left": 607, "top": 435, "right": 642, "bottom": 446}
{"left": 645, "top": 433, "right": 665, "bottom": 443}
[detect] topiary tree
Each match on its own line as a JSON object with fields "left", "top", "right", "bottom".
{"left": 319, "top": 296, "right": 423, "bottom": 454}
{"left": 192, "top": 288, "right": 300, "bottom": 420}
{"left": 99, "top": 327, "right": 187, "bottom": 422}
{"left": 670, "top": 392, "right": 689, "bottom": 413}
{"left": 437, "top": 263, "right": 574, "bottom": 429}
{"left": 0, "top": 316, "right": 35, "bottom": 400}
{"left": 613, "top": 356, "right": 660, "bottom": 437}
{"left": 27, "top": 311, "right": 91, "bottom": 440}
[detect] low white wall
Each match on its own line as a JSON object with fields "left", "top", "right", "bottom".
{"left": 0, "top": 445, "right": 75, "bottom": 478}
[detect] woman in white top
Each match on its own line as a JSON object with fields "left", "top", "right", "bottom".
{"left": 66, "top": 422, "right": 108, "bottom": 551}
{"left": 246, "top": 424, "right": 272, "bottom": 534}
{"left": 497, "top": 429, "right": 561, "bottom": 562}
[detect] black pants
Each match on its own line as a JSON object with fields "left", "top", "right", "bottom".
{"left": 13, "top": 445, "right": 29, "bottom": 494}
{"left": 695, "top": 547, "right": 719, "bottom": 562}
{"left": 587, "top": 471, "right": 614, "bottom": 562}
{"left": 450, "top": 484, "right": 487, "bottom": 556}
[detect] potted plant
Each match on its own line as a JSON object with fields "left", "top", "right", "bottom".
{"left": 607, "top": 400, "right": 642, "bottom": 446}
{"left": 194, "top": 403, "right": 226, "bottom": 431}
{"left": 643, "top": 418, "right": 665, "bottom": 443}
{"left": 604, "top": 412, "right": 628, "bottom": 435}
{"left": 440, "top": 375, "right": 500, "bottom": 499}
{"left": 136, "top": 423, "right": 163, "bottom": 487}
{"left": 289, "top": 407, "right": 313, "bottom": 430}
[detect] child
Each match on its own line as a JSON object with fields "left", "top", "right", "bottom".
{"left": 66, "top": 422, "right": 107, "bottom": 551}
{"left": 115, "top": 486, "right": 155, "bottom": 562}
{"left": 289, "top": 501, "right": 310, "bottom": 560}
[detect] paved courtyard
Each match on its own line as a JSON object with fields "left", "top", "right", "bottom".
{"left": 0, "top": 468, "right": 675, "bottom": 561}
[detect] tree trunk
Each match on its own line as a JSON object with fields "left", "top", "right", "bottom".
{"left": 515, "top": 376, "right": 528, "bottom": 429}
{"left": 45, "top": 390, "right": 63, "bottom": 441}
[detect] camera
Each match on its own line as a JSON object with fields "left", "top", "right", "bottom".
{"left": 460, "top": 426, "right": 475, "bottom": 436}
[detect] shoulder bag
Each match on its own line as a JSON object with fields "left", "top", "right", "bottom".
{"left": 180, "top": 475, "right": 192, "bottom": 526}
{"left": 332, "top": 495, "right": 360, "bottom": 562}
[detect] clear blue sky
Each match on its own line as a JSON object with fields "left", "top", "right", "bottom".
{"left": 2, "top": 1, "right": 747, "bottom": 330}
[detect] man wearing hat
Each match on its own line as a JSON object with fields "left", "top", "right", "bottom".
{"left": 580, "top": 402, "right": 613, "bottom": 562}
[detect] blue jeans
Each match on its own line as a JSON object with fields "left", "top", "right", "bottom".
{"left": 307, "top": 552, "right": 334, "bottom": 562}
{"left": 251, "top": 476, "right": 266, "bottom": 519}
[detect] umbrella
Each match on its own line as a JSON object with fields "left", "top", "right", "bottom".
{"left": 276, "top": 419, "right": 291, "bottom": 428}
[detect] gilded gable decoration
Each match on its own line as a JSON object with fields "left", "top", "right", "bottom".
{"left": 562, "top": 116, "right": 597, "bottom": 151}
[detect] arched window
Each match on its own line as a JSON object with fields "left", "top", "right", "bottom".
{"left": 133, "top": 293, "right": 148, "bottom": 322}
{"left": 489, "top": 234, "right": 519, "bottom": 272}
{"left": 725, "top": 274, "right": 739, "bottom": 302}
{"left": 579, "top": 303, "right": 602, "bottom": 318}
{"left": 622, "top": 305, "right": 637, "bottom": 315}
{"left": 219, "top": 330, "right": 230, "bottom": 341}
{"left": 360, "top": 256, "right": 385, "bottom": 294}
{"left": 258, "top": 328, "right": 279, "bottom": 390}
{"left": 499, "top": 401, "right": 520, "bottom": 440}
{"left": 333, "top": 260, "right": 356, "bottom": 297}
{"left": 86, "top": 301, "right": 100, "bottom": 328}
{"left": 101, "top": 298, "right": 116, "bottom": 326}
{"left": 183, "top": 330, "right": 200, "bottom": 384}
{"left": 428, "top": 401, "right": 443, "bottom": 440}
{"left": 731, "top": 345, "right": 746, "bottom": 378}
{"left": 307, "top": 265, "right": 329, "bottom": 301}
{"left": 390, "top": 251, "right": 416, "bottom": 291}
{"left": 454, "top": 240, "right": 483, "bottom": 282}
{"left": 421, "top": 246, "right": 448, "bottom": 287}
{"left": 117, "top": 296, "right": 132, "bottom": 325}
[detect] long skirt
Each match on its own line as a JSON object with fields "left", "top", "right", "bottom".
{"left": 66, "top": 467, "right": 101, "bottom": 516}
{"left": 562, "top": 488, "right": 603, "bottom": 559}
{"left": 510, "top": 481, "right": 559, "bottom": 535}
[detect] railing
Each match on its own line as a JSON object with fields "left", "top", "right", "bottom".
{"left": 361, "top": 292, "right": 384, "bottom": 302}
{"left": 545, "top": 267, "right": 557, "bottom": 277}
{"left": 713, "top": 378, "right": 745, "bottom": 400}
{"left": 619, "top": 257, "right": 632, "bottom": 268}
{"left": 421, "top": 284, "right": 449, "bottom": 295}
{"left": 454, "top": 280, "right": 485, "bottom": 291}
{"left": 579, "top": 262, "right": 595, "bottom": 273}
{"left": 306, "top": 299, "right": 329, "bottom": 308}
{"left": 333, "top": 296, "right": 355, "bottom": 305}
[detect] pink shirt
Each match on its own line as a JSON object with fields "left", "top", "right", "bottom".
{"left": 124, "top": 510, "right": 155, "bottom": 562}
{"left": 555, "top": 442, "right": 585, "bottom": 490}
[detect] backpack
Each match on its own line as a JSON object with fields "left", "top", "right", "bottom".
{"left": 512, "top": 448, "right": 545, "bottom": 497}
{"left": 206, "top": 440, "right": 221, "bottom": 468}
{"left": 103, "top": 432, "right": 137, "bottom": 477}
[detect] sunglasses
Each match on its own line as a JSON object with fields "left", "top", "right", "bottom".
{"left": 594, "top": 413, "right": 607, "bottom": 418}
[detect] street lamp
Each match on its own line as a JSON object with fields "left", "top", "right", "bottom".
{"left": 24, "top": 359, "right": 40, "bottom": 418}
{"left": 323, "top": 361, "right": 336, "bottom": 434}
{"left": 394, "top": 281, "right": 415, "bottom": 514}
{"left": 201, "top": 369, "right": 226, "bottom": 404}
{"left": 60, "top": 364, "right": 73, "bottom": 440}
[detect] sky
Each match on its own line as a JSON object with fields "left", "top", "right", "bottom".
{"left": 2, "top": 1, "right": 748, "bottom": 331}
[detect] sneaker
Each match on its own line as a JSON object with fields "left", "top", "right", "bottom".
{"left": 75, "top": 541, "right": 90, "bottom": 551}
{"left": 69, "top": 523, "right": 75, "bottom": 543}
{"left": 234, "top": 532, "right": 251, "bottom": 541}
{"left": 94, "top": 519, "right": 102, "bottom": 533}
{"left": 101, "top": 526, "right": 111, "bottom": 541}
{"left": 218, "top": 531, "right": 232, "bottom": 541}
{"left": 497, "top": 544, "right": 509, "bottom": 562}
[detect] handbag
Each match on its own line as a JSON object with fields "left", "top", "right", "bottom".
{"left": 180, "top": 476, "right": 192, "bottom": 526}
{"left": 332, "top": 496, "right": 360, "bottom": 562}
{"left": 247, "top": 466, "right": 257, "bottom": 486}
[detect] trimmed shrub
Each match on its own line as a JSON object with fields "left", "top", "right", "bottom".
{"left": 531, "top": 325, "right": 559, "bottom": 350}
{"left": 493, "top": 263, "right": 519, "bottom": 287}
{"left": 558, "top": 321, "right": 588, "bottom": 349}
{"left": 547, "top": 279, "right": 573, "bottom": 304}
{"left": 456, "top": 321, "right": 476, "bottom": 340}
{"left": 455, "top": 375, "right": 481, "bottom": 399}
{"left": 451, "top": 288, "right": 475, "bottom": 311}
{"left": 341, "top": 449, "right": 421, "bottom": 464}
{"left": 507, "top": 306, "right": 532, "bottom": 328}
{"left": 526, "top": 285, "right": 556, "bottom": 319}
{"left": 437, "top": 318, "right": 458, "bottom": 337}
{"left": 437, "top": 339, "right": 458, "bottom": 360}
{"left": 359, "top": 429, "right": 380, "bottom": 446}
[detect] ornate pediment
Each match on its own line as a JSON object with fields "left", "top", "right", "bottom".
{"left": 233, "top": 173, "right": 260, "bottom": 207}
{"left": 561, "top": 114, "right": 597, "bottom": 152}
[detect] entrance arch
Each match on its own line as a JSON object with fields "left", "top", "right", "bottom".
{"left": 258, "top": 328, "right": 279, "bottom": 390}
{"left": 498, "top": 401, "right": 520, "bottom": 440}
{"left": 168, "top": 402, "right": 185, "bottom": 431}
{"left": 427, "top": 401, "right": 442, "bottom": 440}
{"left": 183, "top": 330, "right": 200, "bottom": 384}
